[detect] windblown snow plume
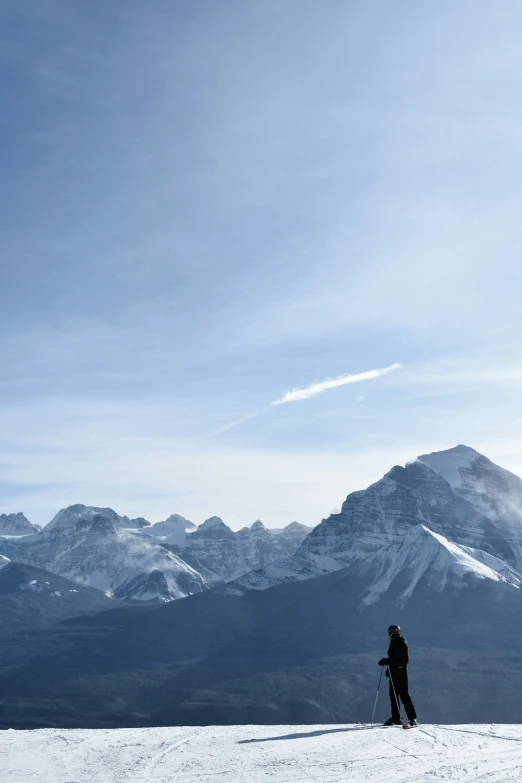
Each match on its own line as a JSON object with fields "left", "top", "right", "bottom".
{"left": 272, "top": 363, "right": 402, "bottom": 405}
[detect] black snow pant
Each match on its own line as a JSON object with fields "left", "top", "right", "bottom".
{"left": 389, "top": 676, "right": 416, "bottom": 722}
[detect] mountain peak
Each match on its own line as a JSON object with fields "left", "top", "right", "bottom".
{"left": 418, "top": 444, "right": 482, "bottom": 460}
{"left": 416, "top": 444, "right": 485, "bottom": 489}
{"left": 44, "top": 506, "right": 117, "bottom": 537}
{"left": 284, "top": 521, "right": 309, "bottom": 532}
{"left": 130, "top": 516, "right": 151, "bottom": 529}
{"left": 147, "top": 514, "right": 196, "bottom": 545}
{"left": 46, "top": 505, "right": 103, "bottom": 531}
{"left": 161, "top": 514, "right": 196, "bottom": 531}
{"left": 0, "top": 512, "right": 41, "bottom": 536}
{"left": 237, "top": 520, "right": 274, "bottom": 539}
{"left": 235, "top": 444, "right": 522, "bottom": 598}
{"left": 45, "top": 505, "right": 151, "bottom": 534}
{"left": 199, "top": 516, "right": 230, "bottom": 531}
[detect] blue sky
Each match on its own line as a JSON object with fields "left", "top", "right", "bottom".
{"left": 2, "top": 0, "right": 522, "bottom": 528}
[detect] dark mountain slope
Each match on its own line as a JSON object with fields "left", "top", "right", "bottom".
{"left": 0, "top": 558, "right": 521, "bottom": 728}
{"left": 0, "top": 562, "right": 116, "bottom": 629}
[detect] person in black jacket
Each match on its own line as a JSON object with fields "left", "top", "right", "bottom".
{"left": 378, "top": 624, "right": 417, "bottom": 726}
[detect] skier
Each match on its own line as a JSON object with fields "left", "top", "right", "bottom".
{"left": 378, "top": 624, "right": 418, "bottom": 726}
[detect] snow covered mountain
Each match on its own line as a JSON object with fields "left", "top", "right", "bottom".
{"left": 237, "top": 520, "right": 287, "bottom": 569}
{"left": 45, "top": 504, "right": 151, "bottom": 532}
{"left": 0, "top": 513, "right": 41, "bottom": 536}
{"left": 0, "top": 506, "right": 208, "bottom": 603}
{"left": 172, "top": 516, "right": 289, "bottom": 584}
{"left": 7, "top": 443, "right": 517, "bottom": 609}
{"left": 0, "top": 505, "right": 306, "bottom": 604}
{"left": 234, "top": 445, "right": 522, "bottom": 601}
{"left": 147, "top": 514, "right": 197, "bottom": 545}
{"left": 271, "top": 521, "right": 313, "bottom": 553}
{"left": 416, "top": 445, "right": 522, "bottom": 563}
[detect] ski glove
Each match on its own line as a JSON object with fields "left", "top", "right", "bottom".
{"left": 378, "top": 658, "right": 389, "bottom": 666}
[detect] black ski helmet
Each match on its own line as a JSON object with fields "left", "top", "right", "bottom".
{"left": 387, "top": 624, "right": 400, "bottom": 637}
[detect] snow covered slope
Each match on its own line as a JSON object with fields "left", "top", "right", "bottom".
{"left": 416, "top": 444, "right": 522, "bottom": 563}
{"left": 234, "top": 445, "right": 522, "bottom": 599}
{"left": 2, "top": 723, "right": 522, "bottom": 783}
{"left": 113, "top": 568, "right": 193, "bottom": 602}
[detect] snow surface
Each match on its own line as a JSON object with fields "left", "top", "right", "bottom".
{"left": 2, "top": 724, "right": 522, "bottom": 782}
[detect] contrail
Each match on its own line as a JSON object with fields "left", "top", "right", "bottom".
{"left": 207, "top": 406, "right": 272, "bottom": 437}
{"left": 272, "top": 363, "right": 402, "bottom": 405}
{"left": 209, "top": 363, "right": 402, "bottom": 437}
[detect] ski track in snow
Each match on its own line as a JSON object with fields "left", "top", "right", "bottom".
{"left": 1, "top": 724, "right": 522, "bottom": 782}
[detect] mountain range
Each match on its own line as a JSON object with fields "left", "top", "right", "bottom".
{"left": 0, "top": 506, "right": 312, "bottom": 603}
{"left": 1, "top": 444, "right": 522, "bottom": 728}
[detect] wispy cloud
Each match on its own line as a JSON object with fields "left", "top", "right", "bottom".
{"left": 272, "top": 364, "right": 403, "bottom": 406}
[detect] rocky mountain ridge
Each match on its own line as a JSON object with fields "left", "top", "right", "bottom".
{"left": 0, "top": 505, "right": 309, "bottom": 603}
{"left": 6, "top": 443, "right": 517, "bottom": 610}
{"left": 0, "top": 513, "right": 41, "bottom": 536}
{"left": 0, "top": 510, "right": 209, "bottom": 603}
{"left": 234, "top": 445, "right": 522, "bottom": 603}
{"left": 170, "top": 517, "right": 292, "bottom": 584}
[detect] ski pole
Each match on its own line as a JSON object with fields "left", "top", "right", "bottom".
{"left": 371, "top": 665, "right": 385, "bottom": 725}
{"left": 387, "top": 668, "right": 405, "bottom": 725}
